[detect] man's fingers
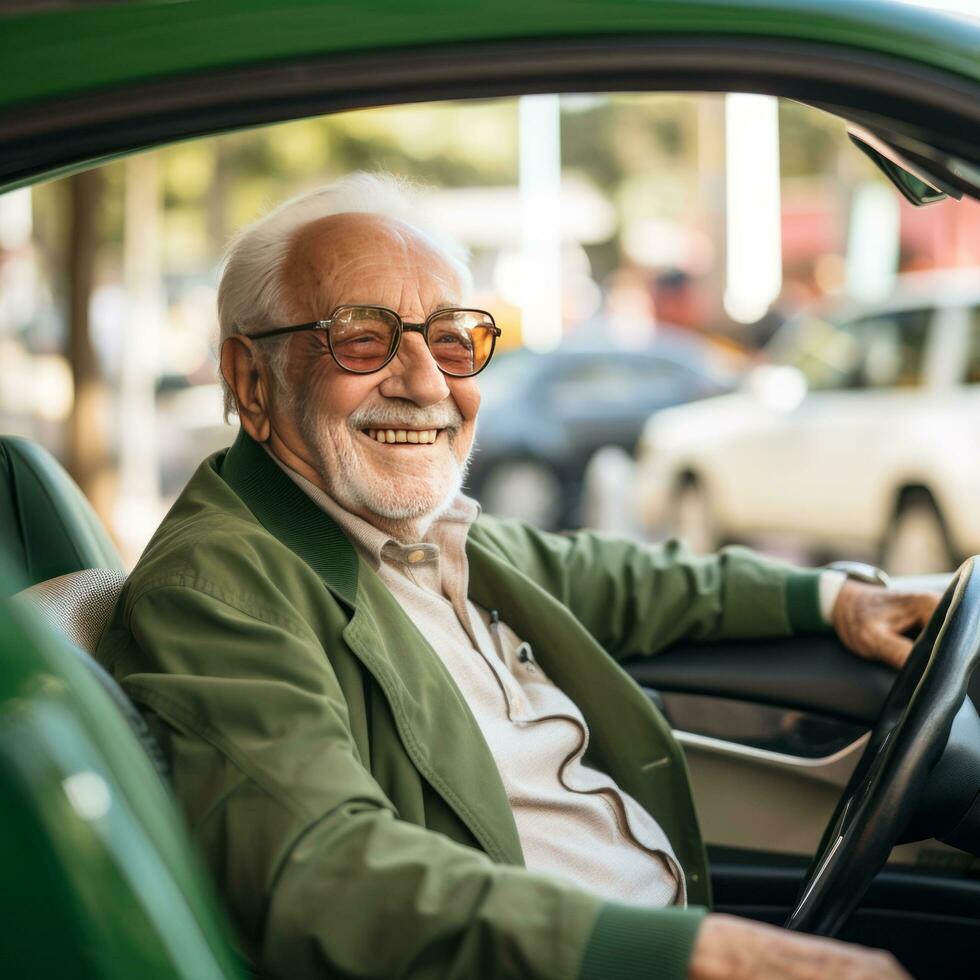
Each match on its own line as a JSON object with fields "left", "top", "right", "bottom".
{"left": 883, "top": 593, "right": 939, "bottom": 636}
{"left": 870, "top": 627, "right": 913, "bottom": 669}
{"left": 830, "top": 584, "right": 941, "bottom": 669}
{"left": 903, "top": 592, "right": 942, "bottom": 628}
{"left": 913, "top": 591, "right": 942, "bottom": 624}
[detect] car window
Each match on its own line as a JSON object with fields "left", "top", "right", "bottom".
{"left": 547, "top": 358, "right": 627, "bottom": 413}
{"left": 627, "top": 356, "right": 699, "bottom": 390}
{"left": 546, "top": 356, "right": 686, "bottom": 413}
{"left": 849, "top": 308, "right": 931, "bottom": 389}
{"left": 773, "top": 308, "right": 931, "bottom": 391}
{"left": 4, "top": 92, "right": 979, "bottom": 573}
{"left": 962, "top": 306, "right": 980, "bottom": 384}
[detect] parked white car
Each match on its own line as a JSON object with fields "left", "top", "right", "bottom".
{"left": 633, "top": 270, "right": 980, "bottom": 574}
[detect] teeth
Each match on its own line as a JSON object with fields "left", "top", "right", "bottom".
{"left": 365, "top": 428, "right": 439, "bottom": 444}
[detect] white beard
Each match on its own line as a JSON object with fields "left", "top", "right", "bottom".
{"left": 297, "top": 396, "right": 471, "bottom": 539}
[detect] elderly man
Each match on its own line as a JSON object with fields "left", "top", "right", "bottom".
{"left": 97, "top": 174, "right": 936, "bottom": 980}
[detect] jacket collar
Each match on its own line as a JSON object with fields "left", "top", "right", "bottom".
{"left": 219, "top": 429, "right": 359, "bottom": 607}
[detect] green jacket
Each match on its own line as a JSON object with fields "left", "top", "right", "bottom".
{"left": 97, "top": 431, "right": 825, "bottom": 980}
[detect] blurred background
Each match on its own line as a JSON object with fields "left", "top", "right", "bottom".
{"left": 2, "top": 93, "right": 978, "bottom": 571}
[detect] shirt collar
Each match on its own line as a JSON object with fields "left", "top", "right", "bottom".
{"left": 261, "top": 443, "right": 480, "bottom": 570}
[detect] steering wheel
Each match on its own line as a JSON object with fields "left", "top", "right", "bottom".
{"left": 785, "top": 557, "right": 980, "bottom": 936}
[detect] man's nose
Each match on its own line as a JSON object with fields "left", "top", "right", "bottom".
{"left": 377, "top": 331, "right": 451, "bottom": 406}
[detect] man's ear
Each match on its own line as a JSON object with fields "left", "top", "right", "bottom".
{"left": 221, "top": 335, "right": 272, "bottom": 442}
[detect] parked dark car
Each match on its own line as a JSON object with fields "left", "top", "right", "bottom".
{"left": 466, "top": 327, "right": 744, "bottom": 529}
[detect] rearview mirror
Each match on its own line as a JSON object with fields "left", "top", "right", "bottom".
{"left": 846, "top": 122, "right": 980, "bottom": 207}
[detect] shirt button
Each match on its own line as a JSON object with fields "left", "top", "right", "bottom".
{"left": 407, "top": 549, "right": 426, "bottom": 563}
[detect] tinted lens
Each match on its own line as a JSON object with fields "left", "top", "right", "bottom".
{"left": 427, "top": 310, "right": 496, "bottom": 376}
{"left": 329, "top": 306, "right": 398, "bottom": 372}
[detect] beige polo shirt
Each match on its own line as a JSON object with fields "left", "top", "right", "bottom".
{"left": 267, "top": 454, "right": 686, "bottom": 909}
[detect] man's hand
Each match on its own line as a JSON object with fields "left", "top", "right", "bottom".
{"left": 689, "top": 914, "right": 911, "bottom": 979}
{"left": 830, "top": 581, "right": 941, "bottom": 669}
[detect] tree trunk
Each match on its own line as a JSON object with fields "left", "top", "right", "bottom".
{"left": 66, "top": 169, "right": 114, "bottom": 528}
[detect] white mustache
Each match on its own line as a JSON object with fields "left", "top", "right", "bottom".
{"left": 347, "top": 400, "right": 464, "bottom": 432}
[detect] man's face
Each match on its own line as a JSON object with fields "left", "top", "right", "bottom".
{"left": 270, "top": 213, "right": 481, "bottom": 532}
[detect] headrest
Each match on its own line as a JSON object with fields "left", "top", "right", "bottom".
{"left": 0, "top": 436, "right": 123, "bottom": 596}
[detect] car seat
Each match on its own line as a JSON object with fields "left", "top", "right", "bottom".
{"left": 0, "top": 435, "right": 161, "bottom": 764}
{"left": 1, "top": 436, "right": 136, "bottom": 721}
{"left": 0, "top": 557, "right": 244, "bottom": 980}
{"left": 0, "top": 436, "right": 244, "bottom": 978}
{"left": 1, "top": 433, "right": 136, "bottom": 709}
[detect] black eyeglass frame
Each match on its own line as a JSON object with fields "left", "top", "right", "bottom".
{"left": 243, "top": 304, "right": 502, "bottom": 377}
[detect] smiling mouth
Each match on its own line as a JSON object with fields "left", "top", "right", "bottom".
{"left": 360, "top": 428, "right": 441, "bottom": 445}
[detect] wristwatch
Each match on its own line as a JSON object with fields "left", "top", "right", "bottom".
{"left": 824, "top": 560, "right": 891, "bottom": 588}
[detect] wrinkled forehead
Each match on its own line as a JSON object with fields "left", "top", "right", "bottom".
{"left": 281, "top": 212, "right": 463, "bottom": 316}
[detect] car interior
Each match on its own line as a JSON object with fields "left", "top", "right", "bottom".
{"left": 2, "top": 4, "right": 980, "bottom": 978}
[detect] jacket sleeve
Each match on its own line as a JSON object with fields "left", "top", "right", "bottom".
{"left": 103, "top": 580, "right": 704, "bottom": 980}
{"left": 473, "top": 518, "right": 827, "bottom": 660}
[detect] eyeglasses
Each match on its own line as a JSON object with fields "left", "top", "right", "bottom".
{"left": 245, "top": 304, "right": 501, "bottom": 377}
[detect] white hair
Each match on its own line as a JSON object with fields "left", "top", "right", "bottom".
{"left": 217, "top": 172, "right": 472, "bottom": 419}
